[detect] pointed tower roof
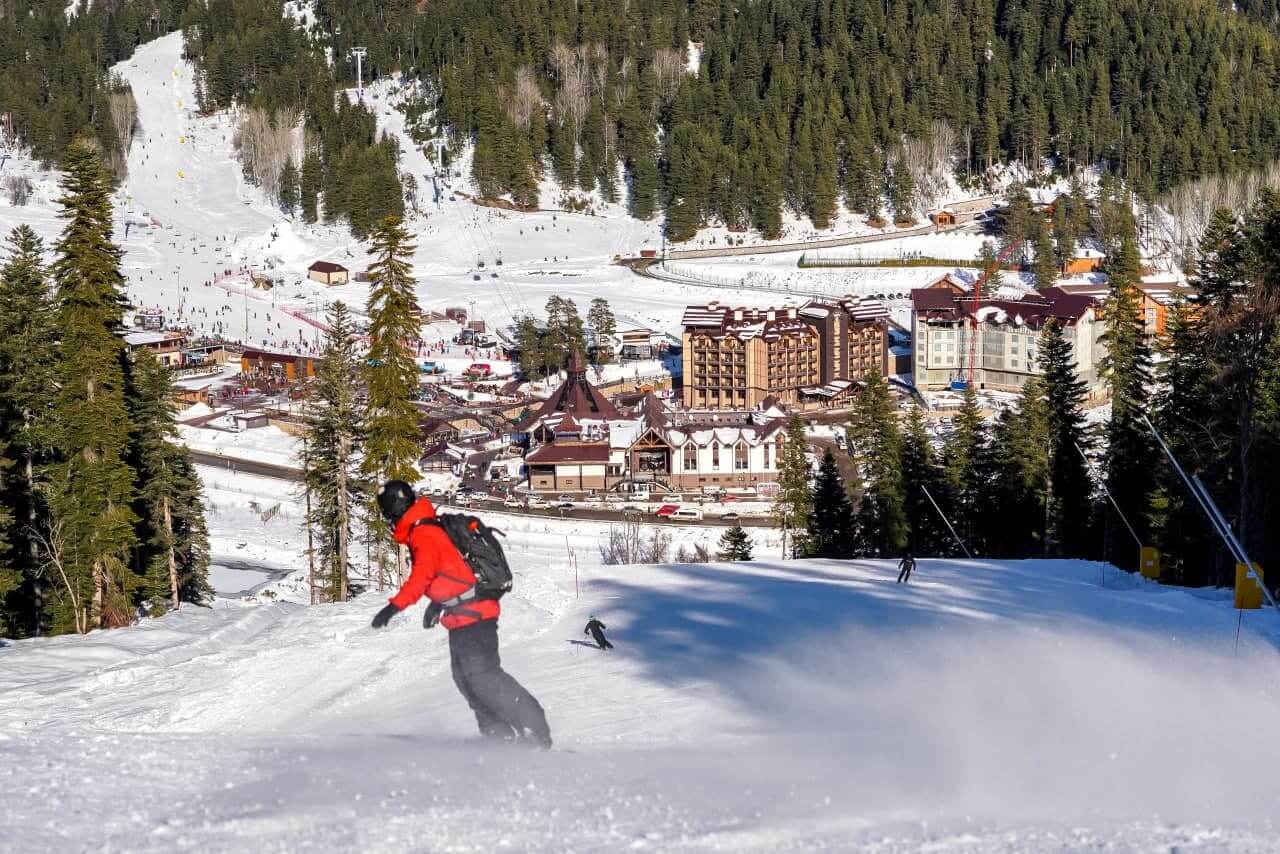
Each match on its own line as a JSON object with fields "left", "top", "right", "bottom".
{"left": 516, "top": 350, "right": 622, "bottom": 432}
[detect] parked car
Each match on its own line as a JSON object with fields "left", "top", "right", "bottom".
{"left": 503, "top": 495, "right": 522, "bottom": 509}
{"left": 655, "top": 504, "right": 679, "bottom": 518}
{"left": 582, "top": 494, "right": 603, "bottom": 506}
{"left": 621, "top": 505, "right": 643, "bottom": 517}
{"left": 719, "top": 511, "right": 740, "bottom": 522}
{"left": 556, "top": 494, "right": 574, "bottom": 505}
{"left": 466, "top": 363, "right": 493, "bottom": 378}
{"left": 556, "top": 501, "right": 575, "bottom": 512}
{"left": 526, "top": 495, "right": 549, "bottom": 509}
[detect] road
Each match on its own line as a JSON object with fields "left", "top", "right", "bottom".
{"left": 644, "top": 196, "right": 996, "bottom": 261}
{"left": 191, "top": 449, "right": 773, "bottom": 527}
{"left": 189, "top": 450, "right": 303, "bottom": 481}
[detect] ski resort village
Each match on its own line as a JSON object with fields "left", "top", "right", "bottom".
{"left": 5, "top": 2, "right": 1280, "bottom": 851}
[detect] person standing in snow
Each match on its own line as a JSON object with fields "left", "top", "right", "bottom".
{"left": 897, "top": 552, "right": 916, "bottom": 584}
{"left": 584, "top": 616, "right": 612, "bottom": 650}
{"left": 369, "top": 481, "right": 552, "bottom": 748}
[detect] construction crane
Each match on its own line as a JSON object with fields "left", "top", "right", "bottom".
{"left": 955, "top": 237, "right": 1023, "bottom": 391}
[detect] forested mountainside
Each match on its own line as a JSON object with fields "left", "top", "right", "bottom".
{"left": 0, "top": 0, "right": 185, "bottom": 170}
{"left": 4, "top": 0, "right": 1280, "bottom": 237}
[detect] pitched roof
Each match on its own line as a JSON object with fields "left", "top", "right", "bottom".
{"left": 308, "top": 260, "right": 349, "bottom": 273}
{"left": 525, "top": 443, "right": 612, "bottom": 464}
{"left": 516, "top": 354, "right": 622, "bottom": 431}
{"left": 912, "top": 287, "right": 1098, "bottom": 328}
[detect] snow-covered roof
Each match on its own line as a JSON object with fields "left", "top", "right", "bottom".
{"left": 122, "top": 330, "right": 184, "bottom": 347}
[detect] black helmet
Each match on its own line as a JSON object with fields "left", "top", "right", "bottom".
{"left": 377, "top": 480, "right": 416, "bottom": 524}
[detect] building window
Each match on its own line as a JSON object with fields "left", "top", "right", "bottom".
{"left": 711, "top": 442, "right": 721, "bottom": 469}
{"left": 683, "top": 443, "right": 697, "bottom": 471}
{"left": 763, "top": 442, "right": 772, "bottom": 468}
{"left": 735, "top": 442, "right": 749, "bottom": 470}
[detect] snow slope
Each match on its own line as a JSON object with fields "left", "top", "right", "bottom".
{"left": 3, "top": 548, "right": 1279, "bottom": 852}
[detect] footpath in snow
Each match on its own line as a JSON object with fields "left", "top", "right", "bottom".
{"left": 2, "top": 553, "right": 1279, "bottom": 852}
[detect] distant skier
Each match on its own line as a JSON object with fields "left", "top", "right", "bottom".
{"left": 897, "top": 552, "right": 916, "bottom": 584}
{"left": 370, "top": 480, "right": 552, "bottom": 748}
{"left": 584, "top": 616, "right": 612, "bottom": 650}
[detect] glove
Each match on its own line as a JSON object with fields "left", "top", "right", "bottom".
{"left": 423, "top": 601, "right": 443, "bottom": 629}
{"left": 371, "top": 603, "right": 400, "bottom": 629}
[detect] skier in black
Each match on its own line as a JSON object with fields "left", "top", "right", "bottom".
{"left": 897, "top": 552, "right": 916, "bottom": 584}
{"left": 584, "top": 616, "right": 612, "bottom": 650}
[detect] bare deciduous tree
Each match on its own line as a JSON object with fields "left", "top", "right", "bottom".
{"left": 599, "top": 521, "right": 673, "bottom": 565}
{"left": 550, "top": 41, "right": 606, "bottom": 146}
{"left": 31, "top": 517, "right": 87, "bottom": 635}
{"left": 1157, "top": 161, "right": 1280, "bottom": 267}
{"left": 233, "top": 107, "right": 303, "bottom": 197}
{"left": 653, "top": 47, "right": 686, "bottom": 105}
{"left": 503, "top": 66, "right": 544, "bottom": 131}
{"left": 896, "top": 121, "right": 957, "bottom": 213}
{"left": 4, "top": 174, "right": 32, "bottom": 206}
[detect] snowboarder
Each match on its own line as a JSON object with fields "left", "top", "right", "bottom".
{"left": 584, "top": 616, "right": 612, "bottom": 650}
{"left": 369, "top": 481, "right": 552, "bottom": 749}
{"left": 897, "top": 552, "right": 916, "bottom": 584}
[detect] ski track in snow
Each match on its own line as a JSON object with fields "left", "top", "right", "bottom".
{"left": 0, "top": 29, "right": 1279, "bottom": 854}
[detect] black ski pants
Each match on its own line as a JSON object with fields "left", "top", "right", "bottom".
{"left": 449, "top": 619, "right": 551, "bottom": 746}
{"left": 590, "top": 627, "right": 612, "bottom": 650}
{"left": 897, "top": 562, "right": 914, "bottom": 583}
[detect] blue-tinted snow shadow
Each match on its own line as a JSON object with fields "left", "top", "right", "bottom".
{"left": 588, "top": 558, "right": 1280, "bottom": 695}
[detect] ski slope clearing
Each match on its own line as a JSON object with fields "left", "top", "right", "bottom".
{"left": 3, "top": 552, "right": 1279, "bottom": 852}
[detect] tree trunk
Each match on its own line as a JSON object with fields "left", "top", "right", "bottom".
{"left": 91, "top": 559, "right": 104, "bottom": 632}
{"left": 162, "top": 496, "right": 179, "bottom": 610}
{"left": 397, "top": 543, "right": 408, "bottom": 587}
{"left": 337, "top": 436, "right": 349, "bottom": 602}
{"left": 24, "top": 449, "right": 41, "bottom": 636}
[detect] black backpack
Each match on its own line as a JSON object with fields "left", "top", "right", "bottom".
{"left": 415, "top": 513, "right": 513, "bottom": 600}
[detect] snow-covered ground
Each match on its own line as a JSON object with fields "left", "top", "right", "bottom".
{"left": 4, "top": 514, "right": 1280, "bottom": 853}
{"left": 5, "top": 465, "right": 1280, "bottom": 851}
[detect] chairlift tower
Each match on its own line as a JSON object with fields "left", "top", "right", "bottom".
{"left": 348, "top": 47, "right": 368, "bottom": 99}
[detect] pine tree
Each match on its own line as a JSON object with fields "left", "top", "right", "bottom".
{"left": 127, "top": 350, "right": 211, "bottom": 610}
{"left": 587, "top": 298, "right": 617, "bottom": 364}
{"left": 976, "top": 241, "right": 1004, "bottom": 296}
{"left": 48, "top": 141, "right": 139, "bottom": 633}
{"left": 544, "top": 296, "right": 587, "bottom": 368}
{"left": 888, "top": 164, "right": 916, "bottom": 224}
{"left": 717, "top": 523, "right": 753, "bottom": 561}
{"left": 1031, "top": 221, "right": 1058, "bottom": 289}
{"left": 900, "top": 402, "right": 948, "bottom": 554}
{"left": 362, "top": 216, "right": 422, "bottom": 589}
{"left": 806, "top": 449, "right": 856, "bottom": 558}
{"left": 0, "top": 225, "right": 57, "bottom": 635}
{"left": 1151, "top": 301, "right": 1218, "bottom": 585}
{"left": 941, "top": 385, "right": 992, "bottom": 553}
{"left": 301, "top": 151, "right": 322, "bottom": 224}
{"left": 302, "top": 302, "right": 363, "bottom": 603}
{"left": 1098, "top": 234, "right": 1158, "bottom": 568}
{"left": 989, "top": 378, "right": 1052, "bottom": 557}
{"left": 848, "top": 370, "right": 908, "bottom": 556}
{"left": 773, "top": 415, "right": 814, "bottom": 558}
{"left": 278, "top": 156, "right": 300, "bottom": 216}
{"left": 1192, "top": 208, "right": 1244, "bottom": 312}
{"left": 1038, "top": 319, "right": 1095, "bottom": 556}
{"left": 516, "top": 315, "right": 546, "bottom": 380}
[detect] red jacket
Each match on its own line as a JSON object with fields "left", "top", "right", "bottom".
{"left": 389, "top": 498, "right": 500, "bottom": 630}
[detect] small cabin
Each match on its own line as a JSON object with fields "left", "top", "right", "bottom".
{"left": 929, "top": 209, "right": 956, "bottom": 227}
{"left": 307, "top": 260, "right": 350, "bottom": 286}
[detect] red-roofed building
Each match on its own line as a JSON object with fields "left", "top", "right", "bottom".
{"left": 516, "top": 352, "right": 790, "bottom": 496}
{"left": 681, "top": 297, "right": 890, "bottom": 410}
{"left": 911, "top": 286, "right": 1106, "bottom": 395}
